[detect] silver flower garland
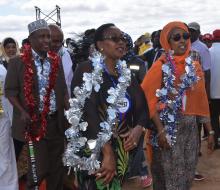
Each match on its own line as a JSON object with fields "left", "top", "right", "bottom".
{"left": 63, "top": 52, "right": 131, "bottom": 174}
{"left": 151, "top": 52, "right": 200, "bottom": 147}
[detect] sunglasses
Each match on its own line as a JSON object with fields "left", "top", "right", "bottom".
{"left": 102, "top": 35, "right": 126, "bottom": 43}
{"left": 171, "top": 32, "right": 190, "bottom": 42}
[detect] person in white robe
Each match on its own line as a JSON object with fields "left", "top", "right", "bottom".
{"left": 0, "top": 63, "right": 18, "bottom": 190}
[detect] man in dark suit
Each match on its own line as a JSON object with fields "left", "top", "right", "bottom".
{"left": 140, "top": 30, "right": 163, "bottom": 69}
{"left": 5, "top": 19, "right": 69, "bottom": 190}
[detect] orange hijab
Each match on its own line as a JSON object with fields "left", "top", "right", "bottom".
{"left": 141, "top": 21, "right": 210, "bottom": 118}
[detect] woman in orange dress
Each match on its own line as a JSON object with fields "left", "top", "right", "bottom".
{"left": 141, "top": 21, "right": 214, "bottom": 190}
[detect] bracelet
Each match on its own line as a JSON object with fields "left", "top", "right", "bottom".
{"left": 157, "top": 128, "right": 165, "bottom": 137}
{"left": 208, "top": 130, "right": 215, "bottom": 136}
{"left": 135, "top": 125, "right": 146, "bottom": 133}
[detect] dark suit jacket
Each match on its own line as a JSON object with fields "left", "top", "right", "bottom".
{"left": 127, "top": 56, "right": 146, "bottom": 84}
{"left": 5, "top": 55, "right": 68, "bottom": 141}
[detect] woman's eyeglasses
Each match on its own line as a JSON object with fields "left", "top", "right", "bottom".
{"left": 102, "top": 36, "right": 126, "bottom": 43}
{"left": 171, "top": 33, "right": 190, "bottom": 42}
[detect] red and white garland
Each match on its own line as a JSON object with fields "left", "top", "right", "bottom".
{"left": 21, "top": 45, "right": 60, "bottom": 141}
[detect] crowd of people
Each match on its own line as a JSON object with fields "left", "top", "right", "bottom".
{"left": 0, "top": 18, "right": 219, "bottom": 190}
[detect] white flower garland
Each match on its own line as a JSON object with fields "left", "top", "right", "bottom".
{"left": 63, "top": 52, "right": 131, "bottom": 174}
{"left": 151, "top": 52, "right": 200, "bottom": 147}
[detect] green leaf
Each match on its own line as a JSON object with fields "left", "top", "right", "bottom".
{"left": 96, "top": 179, "right": 106, "bottom": 190}
{"left": 96, "top": 178, "right": 121, "bottom": 190}
{"left": 116, "top": 138, "right": 129, "bottom": 178}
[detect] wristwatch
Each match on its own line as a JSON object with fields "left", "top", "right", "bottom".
{"left": 208, "top": 130, "right": 215, "bottom": 135}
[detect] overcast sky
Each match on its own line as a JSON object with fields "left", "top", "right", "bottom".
{"left": 0, "top": 0, "right": 220, "bottom": 45}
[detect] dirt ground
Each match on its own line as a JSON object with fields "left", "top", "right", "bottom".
{"left": 122, "top": 141, "right": 220, "bottom": 190}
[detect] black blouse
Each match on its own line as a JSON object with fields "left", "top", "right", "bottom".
{"left": 71, "top": 61, "right": 150, "bottom": 140}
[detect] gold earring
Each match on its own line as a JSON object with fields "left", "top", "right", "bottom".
{"left": 100, "top": 48, "right": 104, "bottom": 52}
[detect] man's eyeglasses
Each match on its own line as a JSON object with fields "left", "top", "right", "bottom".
{"left": 102, "top": 36, "right": 126, "bottom": 43}
{"left": 171, "top": 32, "right": 190, "bottom": 42}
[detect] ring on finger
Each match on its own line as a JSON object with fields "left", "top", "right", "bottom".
{"left": 96, "top": 173, "right": 101, "bottom": 176}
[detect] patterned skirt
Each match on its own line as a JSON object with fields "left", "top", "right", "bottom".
{"left": 77, "top": 136, "right": 129, "bottom": 190}
{"left": 151, "top": 115, "right": 200, "bottom": 190}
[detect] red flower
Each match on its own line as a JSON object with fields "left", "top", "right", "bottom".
{"left": 21, "top": 46, "right": 60, "bottom": 141}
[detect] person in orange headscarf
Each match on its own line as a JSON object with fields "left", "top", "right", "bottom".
{"left": 141, "top": 21, "right": 214, "bottom": 190}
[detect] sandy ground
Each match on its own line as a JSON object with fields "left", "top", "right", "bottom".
{"left": 122, "top": 141, "right": 220, "bottom": 190}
